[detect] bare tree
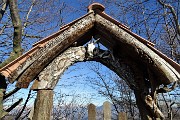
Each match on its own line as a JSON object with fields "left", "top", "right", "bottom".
{"left": 0, "top": 0, "right": 67, "bottom": 118}
{"left": 79, "top": 1, "right": 180, "bottom": 119}
{"left": 0, "top": 0, "right": 179, "bottom": 119}
{"left": 86, "top": 62, "right": 139, "bottom": 119}
{"left": 0, "top": 0, "right": 67, "bottom": 66}
{"left": 52, "top": 90, "right": 89, "bottom": 120}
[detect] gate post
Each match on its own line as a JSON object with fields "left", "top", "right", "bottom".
{"left": 118, "top": 112, "right": 127, "bottom": 120}
{"left": 32, "top": 89, "right": 53, "bottom": 120}
{"left": 88, "top": 103, "right": 96, "bottom": 120}
{"left": 103, "top": 101, "right": 111, "bottom": 120}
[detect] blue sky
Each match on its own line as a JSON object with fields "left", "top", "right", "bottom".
{"left": 54, "top": 61, "right": 110, "bottom": 106}
{"left": 2, "top": 0, "right": 114, "bottom": 108}
{"left": 3, "top": 0, "right": 179, "bottom": 110}
{"left": 43, "top": 0, "right": 116, "bottom": 105}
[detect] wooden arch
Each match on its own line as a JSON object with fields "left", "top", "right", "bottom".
{"left": 0, "top": 3, "right": 179, "bottom": 120}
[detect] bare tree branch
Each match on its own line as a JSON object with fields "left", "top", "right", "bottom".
{"left": 15, "top": 90, "right": 31, "bottom": 120}
{"left": 158, "top": 0, "right": 180, "bottom": 39}
{"left": 5, "top": 98, "right": 23, "bottom": 112}
{"left": 22, "top": 0, "right": 36, "bottom": 33}
{"left": 0, "top": 0, "right": 9, "bottom": 21}
{"left": 3, "top": 87, "right": 20, "bottom": 100}
{"left": 0, "top": 0, "right": 23, "bottom": 68}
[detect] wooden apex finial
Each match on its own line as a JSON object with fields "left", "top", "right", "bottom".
{"left": 88, "top": 3, "right": 105, "bottom": 12}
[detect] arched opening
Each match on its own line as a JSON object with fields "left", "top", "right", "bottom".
{"left": 52, "top": 60, "right": 138, "bottom": 119}
{"left": 28, "top": 41, "right": 156, "bottom": 119}
{"left": 0, "top": 3, "right": 179, "bottom": 120}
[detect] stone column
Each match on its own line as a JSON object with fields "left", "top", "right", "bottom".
{"left": 32, "top": 89, "right": 53, "bottom": 120}
{"left": 118, "top": 112, "right": 127, "bottom": 120}
{"left": 103, "top": 101, "right": 111, "bottom": 120}
{"left": 88, "top": 103, "right": 96, "bottom": 120}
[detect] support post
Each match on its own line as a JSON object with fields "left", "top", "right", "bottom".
{"left": 103, "top": 101, "right": 111, "bottom": 120}
{"left": 0, "top": 75, "right": 7, "bottom": 118}
{"left": 32, "top": 89, "right": 53, "bottom": 120}
{"left": 88, "top": 103, "right": 96, "bottom": 120}
{"left": 118, "top": 112, "right": 127, "bottom": 120}
{"left": 0, "top": 89, "right": 7, "bottom": 118}
{"left": 134, "top": 90, "right": 152, "bottom": 120}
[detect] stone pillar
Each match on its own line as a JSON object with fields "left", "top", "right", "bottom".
{"left": 118, "top": 112, "right": 127, "bottom": 120}
{"left": 88, "top": 103, "right": 96, "bottom": 120}
{"left": 32, "top": 89, "right": 53, "bottom": 120}
{"left": 103, "top": 101, "right": 111, "bottom": 120}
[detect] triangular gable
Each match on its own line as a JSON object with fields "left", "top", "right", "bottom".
{"left": 0, "top": 12, "right": 95, "bottom": 88}
{"left": 0, "top": 3, "right": 179, "bottom": 88}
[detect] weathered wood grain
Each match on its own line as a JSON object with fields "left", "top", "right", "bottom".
{"left": 32, "top": 90, "right": 53, "bottom": 120}
{"left": 31, "top": 45, "right": 137, "bottom": 91}
{"left": 16, "top": 13, "right": 95, "bottom": 88}
{"left": 118, "top": 112, "right": 127, "bottom": 120}
{"left": 6, "top": 26, "right": 69, "bottom": 83}
{"left": 31, "top": 46, "right": 86, "bottom": 90}
{"left": 95, "top": 14, "right": 180, "bottom": 85}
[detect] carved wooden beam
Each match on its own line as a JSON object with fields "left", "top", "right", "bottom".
{"left": 29, "top": 44, "right": 167, "bottom": 119}
{"left": 95, "top": 14, "right": 180, "bottom": 85}
{"left": 31, "top": 46, "right": 86, "bottom": 90}
{"left": 30, "top": 45, "right": 138, "bottom": 93}
{"left": 16, "top": 13, "right": 95, "bottom": 88}
{"left": 0, "top": 12, "right": 95, "bottom": 87}
{"left": 31, "top": 42, "right": 139, "bottom": 90}
{"left": 0, "top": 26, "right": 69, "bottom": 83}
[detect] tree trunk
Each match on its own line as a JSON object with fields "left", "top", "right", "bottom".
{"left": 134, "top": 90, "right": 153, "bottom": 120}
{"left": 0, "top": 0, "right": 23, "bottom": 68}
{"left": 0, "top": 89, "right": 7, "bottom": 118}
{"left": 0, "top": 0, "right": 9, "bottom": 21}
{"left": 32, "top": 90, "right": 53, "bottom": 120}
{"left": 0, "top": 75, "right": 7, "bottom": 118}
{"left": 0, "top": 0, "right": 22, "bottom": 117}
